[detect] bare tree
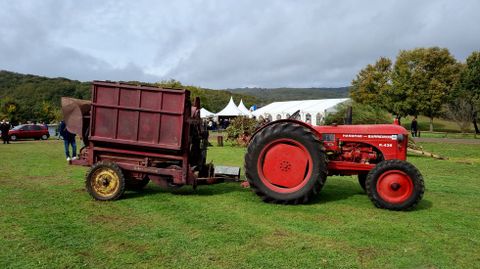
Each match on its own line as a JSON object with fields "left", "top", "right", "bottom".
{"left": 446, "top": 97, "right": 475, "bottom": 133}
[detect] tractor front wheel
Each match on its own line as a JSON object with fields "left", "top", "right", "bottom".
{"left": 245, "top": 122, "right": 327, "bottom": 204}
{"left": 366, "top": 160, "right": 424, "bottom": 210}
{"left": 85, "top": 162, "right": 126, "bottom": 201}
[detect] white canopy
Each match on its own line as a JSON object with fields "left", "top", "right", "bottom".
{"left": 200, "top": 108, "right": 215, "bottom": 118}
{"left": 252, "top": 98, "right": 349, "bottom": 125}
{"left": 237, "top": 99, "right": 252, "bottom": 116}
{"left": 216, "top": 97, "right": 244, "bottom": 117}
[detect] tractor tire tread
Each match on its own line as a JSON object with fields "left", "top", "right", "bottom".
{"left": 365, "top": 159, "right": 424, "bottom": 211}
{"left": 245, "top": 122, "right": 327, "bottom": 205}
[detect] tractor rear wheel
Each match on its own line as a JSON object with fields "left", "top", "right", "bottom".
{"left": 366, "top": 160, "right": 424, "bottom": 210}
{"left": 245, "top": 122, "right": 327, "bottom": 204}
{"left": 85, "top": 162, "right": 126, "bottom": 201}
{"left": 358, "top": 174, "right": 367, "bottom": 192}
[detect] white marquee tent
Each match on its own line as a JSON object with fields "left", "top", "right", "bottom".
{"left": 216, "top": 97, "right": 244, "bottom": 117}
{"left": 200, "top": 108, "right": 215, "bottom": 118}
{"left": 237, "top": 99, "right": 252, "bottom": 116}
{"left": 215, "top": 97, "right": 253, "bottom": 117}
{"left": 252, "top": 98, "right": 350, "bottom": 126}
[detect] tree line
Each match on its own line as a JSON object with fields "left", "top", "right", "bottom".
{"left": 349, "top": 47, "right": 480, "bottom": 133}
{"left": 230, "top": 87, "right": 349, "bottom": 105}
{"left": 0, "top": 71, "right": 258, "bottom": 125}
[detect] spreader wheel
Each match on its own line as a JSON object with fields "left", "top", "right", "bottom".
{"left": 85, "top": 162, "right": 126, "bottom": 201}
{"left": 366, "top": 160, "right": 424, "bottom": 210}
{"left": 245, "top": 122, "right": 327, "bottom": 204}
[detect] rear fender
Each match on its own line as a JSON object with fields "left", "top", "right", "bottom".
{"left": 250, "top": 119, "right": 321, "bottom": 142}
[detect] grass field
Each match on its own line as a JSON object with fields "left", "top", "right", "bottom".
{"left": 1, "top": 139, "right": 479, "bottom": 268}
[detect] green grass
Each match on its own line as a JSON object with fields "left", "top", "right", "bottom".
{"left": 414, "top": 132, "right": 479, "bottom": 139}
{"left": 1, "top": 139, "right": 479, "bottom": 268}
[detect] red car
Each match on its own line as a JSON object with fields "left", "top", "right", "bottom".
{"left": 8, "top": 124, "right": 50, "bottom": 141}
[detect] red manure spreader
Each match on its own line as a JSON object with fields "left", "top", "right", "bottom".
{"left": 64, "top": 81, "right": 424, "bottom": 211}
{"left": 63, "top": 81, "right": 221, "bottom": 200}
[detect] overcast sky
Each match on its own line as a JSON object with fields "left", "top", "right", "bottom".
{"left": 1, "top": 0, "right": 479, "bottom": 89}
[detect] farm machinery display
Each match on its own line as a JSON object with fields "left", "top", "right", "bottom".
{"left": 63, "top": 81, "right": 424, "bottom": 211}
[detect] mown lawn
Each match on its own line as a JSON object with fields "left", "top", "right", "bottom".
{"left": 0, "top": 139, "right": 479, "bottom": 268}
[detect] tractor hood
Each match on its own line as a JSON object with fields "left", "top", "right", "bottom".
{"left": 314, "top": 124, "right": 408, "bottom": 135}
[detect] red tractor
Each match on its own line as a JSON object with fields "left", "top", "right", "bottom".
{"left": 244, "top": 119, "right": 425, "bottom": 210}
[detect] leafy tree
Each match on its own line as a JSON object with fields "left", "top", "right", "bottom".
{"left": 456, "top": 51, "right": 480, "bottom": 133}
{"left": 350, "top": 57, "right": 392, "bottom": 107}
{"left": 38, "top": 101, "right": 58, "bottom": 123}
{"left": 391, "top": 47, "right": 461, "bottom": 131}
{"left": 324, "top": 101, "right": 391, "bottom": 125}
{"left": 226, "top": 117, "right": 258, "bottom": 146}
{"left": 0, "top": 97, "right": 20, "bottom": 123}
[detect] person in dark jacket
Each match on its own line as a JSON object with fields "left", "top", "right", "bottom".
{"left": 59, "top": 120, "right": 77, "bottom": 161}
{"left": 0, "top": 119, "right": 11, "bottom": 144}
{"left": 411, "top": 116, "right": 418, "bottom": 137}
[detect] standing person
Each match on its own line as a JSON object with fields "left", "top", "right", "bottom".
{"left": 411, "top": 116, "right": 418, "bottom": 137}
{"left": 1, "top": 119, "right": 11, "bottom": 144}
{"left": 59, "top": 120, "right": 77, "bottom": 161}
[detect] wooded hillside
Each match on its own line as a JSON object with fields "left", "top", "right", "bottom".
{"left": 0, "top": 70, "right": 258, "bottom": 123}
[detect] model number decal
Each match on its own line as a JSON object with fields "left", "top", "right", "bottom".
{"left": 379, "top": 143, "right": 393, "bottom": 147}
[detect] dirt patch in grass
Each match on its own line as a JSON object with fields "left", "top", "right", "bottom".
{"left": 454, "top": 159, "right": 474, "bottom": 165}
{"left": 357, "top": 247, "right": 379, "bottom": 266}
{"left": 72, "top": 188, "right": 86, "bottom": 193}
{"left": 88, "top": 213, "right": 149, "bottom": 230}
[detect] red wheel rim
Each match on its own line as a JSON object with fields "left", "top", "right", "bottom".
{"left": 376, "top": 170, "right": 414, "bottom": 204}
{"left": 257, "top": 138, "right": 313, "bottom": 193}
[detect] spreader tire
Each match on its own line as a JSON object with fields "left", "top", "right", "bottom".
{"left": 245, "top": 122, "right": 327, "bottom": 204}
{"left": 85, "top": 162, "right": 126, "bottom": 201}
{"left": 358, "top": 174, "right": 367, "bottom": 192}
{"left": 366, "top": 160, "right": 424, "bottom": 211}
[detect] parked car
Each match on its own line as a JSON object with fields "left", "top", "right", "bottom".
{"left": 8, "top": 124, "right": 50, "bottom": 141}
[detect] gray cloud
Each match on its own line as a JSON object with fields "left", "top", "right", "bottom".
{"left": 1, "top": 0, "right": 479, "bottom": 88}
